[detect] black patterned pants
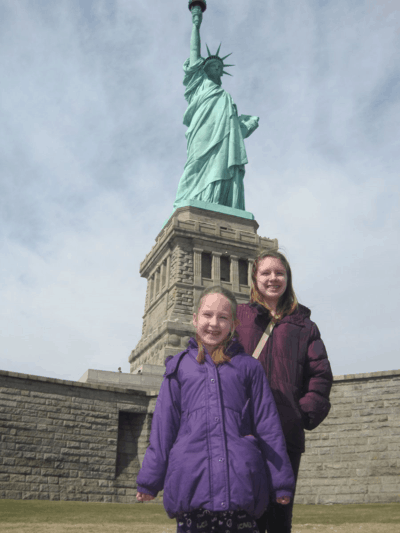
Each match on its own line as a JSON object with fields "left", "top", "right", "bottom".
{"left": 176, "top": 509, "right": 259, "bottom": 533}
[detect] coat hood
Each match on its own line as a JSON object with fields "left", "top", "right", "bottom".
{"left": 249, "top": 302, "right": 311, "bottom": 327}
{"left": 164, "top": 337, "right": 247, "bottom": 377}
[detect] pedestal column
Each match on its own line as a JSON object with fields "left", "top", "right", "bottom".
{"left": 193, "top": 247, "right": 203, "bottom": 285}
{"left": 212, "top": 252, "right": 221, "bottom": 282}
{"left": 231, "top": 255, "right": 239, "bottom": 292}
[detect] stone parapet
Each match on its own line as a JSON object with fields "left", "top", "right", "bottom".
{"left": 295, "top": 369, "right": 400, "bottom": 504}
{"left": 0, "top": 369, "right": 158, "bottom": 503}
{"left": 1, "top": 367, "right": 399, "bottom": 505}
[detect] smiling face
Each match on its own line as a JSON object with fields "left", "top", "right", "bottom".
{"left": 255, "top": 256, "right": 288, "bottom": 308}
{"left": 193, "top": 293, "right": 233, "bottom": 354}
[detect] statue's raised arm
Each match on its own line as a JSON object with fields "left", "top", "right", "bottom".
{"left": 190, "top": 5, "right": 202, "bottom": 66}
{"left": 173, "top": 1, "right": 259, "bottom": 214}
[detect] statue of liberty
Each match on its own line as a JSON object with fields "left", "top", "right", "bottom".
{"left": 173, "top": 1, "right": 259, "bottom": 213}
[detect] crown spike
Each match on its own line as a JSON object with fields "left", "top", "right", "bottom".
{"left": 221, "top": 52, "right": 233, "bottom": 61}
{"left": 203, "top": 45, "right": 235, "bottom": 75}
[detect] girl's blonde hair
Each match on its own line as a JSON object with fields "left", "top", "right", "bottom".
{"left": 250, "top": 250, "right": 298, "bottom": 320}
{"left": 194, "top": 285, "right": 238, "bottom": 365}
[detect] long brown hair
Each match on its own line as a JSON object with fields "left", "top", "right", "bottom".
{"left": 250, "top": 250, "right": 298, "bottom": 320}
{"left": 194, "top": 285, "right": 238, "bottom": 365}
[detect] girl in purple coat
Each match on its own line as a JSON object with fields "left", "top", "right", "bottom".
{"left": 236, "top": 251, "right": 333, "bottom": 533}
{"left": 136, "top": 286, "right": 295, "bottom": 533}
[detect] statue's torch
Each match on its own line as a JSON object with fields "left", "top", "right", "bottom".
{"left": 188, "top": 0, "right": 207, "bottom": 13}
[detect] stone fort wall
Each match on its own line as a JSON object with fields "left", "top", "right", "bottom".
{"left": 0, "top": 368, "right": 399, "bottom": 504}
{"left": 0, "top": 370, "right": 158, "bottom": 503}
{"left": 296, "top": 369, "right": 400, "bottom": 504}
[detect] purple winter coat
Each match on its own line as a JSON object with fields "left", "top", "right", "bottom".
{"left": 136, "top": 337, "right": 295, "bottom": 518}
{"left": 236, "top": 303, "right": 333, "bottom": 453}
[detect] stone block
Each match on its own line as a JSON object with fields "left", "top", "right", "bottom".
{"left": 5, "top": 491, "right": 22, "bottom": 499}
{"left": 21, "top": 452, "right": 37, "bottom": 461}
{"left": 355, "top": 469, "right": 368, "bottom": 477}
{"left": 8, "top": 466, "right": 32, "bottom": 475}
{"left": 369, "top": 493, "right": 400, "bottom": 503}
{"left": 22, "top": 492, "right": 40, "bottom": 500}
{"left": 45, "top": 484, "right": 61, "bottom": 493}
{"left": 323, "top": 493, "right": 363, "bottom": 504}
{"left": 9, "top": 474, "right": 26, "bottom": 483}
{"left": 381, "top": 484, "right": 400, "bottom": 493}
{"left": 25, "top": 475, "right": 45, "bottom": 484}
{"left": 384, "top": 399, "right": 400, "bottom": 407}
{"left": 0, "top": 399, "right": 18, "bottom": 408}
{"left": 112, "top": 495, "right": 128, "bottom": 503}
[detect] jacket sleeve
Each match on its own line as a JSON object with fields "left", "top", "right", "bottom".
{"left": 249, "top": 363, "right": 295, "bottom": 499}
{"left": 136, "top": 373, "right": 181, "bottom": 496}
{"left": 298, "top": 322, "right": 333, "bottom": 430}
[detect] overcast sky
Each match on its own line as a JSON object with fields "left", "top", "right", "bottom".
{"left": 1, "top": 0, "right": 399, "bottom": 381}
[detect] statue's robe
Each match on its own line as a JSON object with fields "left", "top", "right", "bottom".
{"left": 173, "top": 58, "right": 248, "bottom": 210}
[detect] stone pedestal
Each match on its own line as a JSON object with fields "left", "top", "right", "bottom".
{"left": 128, "top": 206, "right": 277, "bottom": 372}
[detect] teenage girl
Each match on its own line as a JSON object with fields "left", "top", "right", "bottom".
{"left": 236, "top": 250, "right": 333, "bottom": 533}
{"left": 136, "top": 285, "right": 295, "bottom": 533}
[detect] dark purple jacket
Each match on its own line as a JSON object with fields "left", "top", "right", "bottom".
{"left": 236, "top": 303, "right": 333, "bottom": 453}
{"left": 136, "top": 337, "right": 295, "bottom": 518}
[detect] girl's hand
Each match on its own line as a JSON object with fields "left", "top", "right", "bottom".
{"left": 136, "top": 492, "right": 155, "bottom": 502}
{"left": 276, "top": 496, "right": 291, "bottom": 505}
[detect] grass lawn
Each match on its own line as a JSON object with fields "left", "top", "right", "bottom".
{"left": 292, "top": 502, "right": 400, "bottom": 525}
{"left": 0, "top": 499, "right": 171, "bottom": 525}
{"left": 0, "top": 500, "right": 399, "bottom": 533}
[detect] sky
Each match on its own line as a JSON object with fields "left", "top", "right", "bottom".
{"left": 1, "top": 0, "right": 399, "bottom": 381}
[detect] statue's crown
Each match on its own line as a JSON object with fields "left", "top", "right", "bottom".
{"left": 203, "top": 44, "right": 234, "bottom": 76}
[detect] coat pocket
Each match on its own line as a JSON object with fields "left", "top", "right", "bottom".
{"left": 228, "top": 435, "right": 269, "bottom": 516}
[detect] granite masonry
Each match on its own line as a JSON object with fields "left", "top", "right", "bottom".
{"left": 0, "top": 367, "right": 399, "bottom": 504}
{"left": 0, "top": 369, "right": 158, "bottom": 503}
{"left": 295, "top": 369, "right": 400, "bottom": 504}
{"left": 128, "top": 205, "right": 277, "bottom": 372}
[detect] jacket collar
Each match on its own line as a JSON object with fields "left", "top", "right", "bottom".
{"left": 188, "top": 336, "right": 246, "bottom": 358}
{"left": 249, "top": 302, "right": 311, "bottom": 327}
{"left": 164, "top": 336, "right": 247, "bottom": 377}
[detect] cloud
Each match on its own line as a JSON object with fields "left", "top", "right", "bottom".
{"left": 0, "top": 0, "right": 399, "bottom": 379}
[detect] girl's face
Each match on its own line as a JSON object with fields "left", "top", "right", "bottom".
{"left": 193, "top": 293, "right": 233, "bottom": 354}
{"left": 255, "top": 257, "right": 288, "bottom": 305}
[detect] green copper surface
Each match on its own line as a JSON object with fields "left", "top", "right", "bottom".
{"left": 163, "top": 199, "right": 254, "bottom": 228}
{"left": 172, "top": 5, "right": 259, "bottom": 215}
